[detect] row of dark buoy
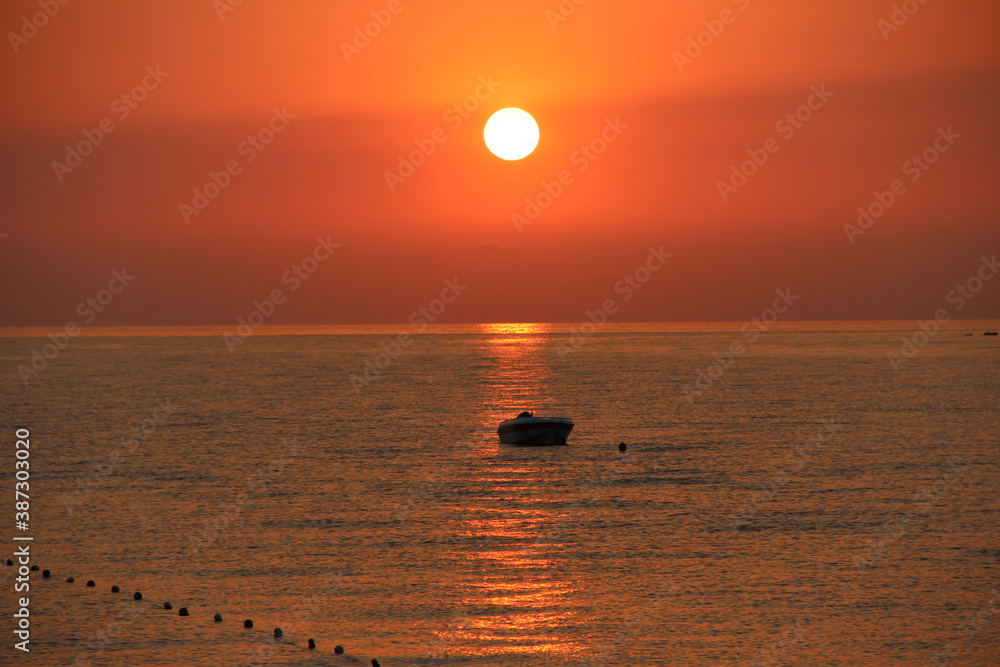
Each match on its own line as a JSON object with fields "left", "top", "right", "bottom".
{"left": 5, "top": 559, "right": 378, "bottom": 665}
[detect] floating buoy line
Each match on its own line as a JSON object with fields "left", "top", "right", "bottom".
{"left": 4, "top": 559, "right": 377, "bottom": 665}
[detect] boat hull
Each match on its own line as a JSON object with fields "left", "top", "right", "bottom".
{"left": 497, "top": 417, "right": 574, "bottom": 446}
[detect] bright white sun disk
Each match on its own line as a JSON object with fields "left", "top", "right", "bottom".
{"left": 484, "top": 108, "right": 539, "bottom": 160}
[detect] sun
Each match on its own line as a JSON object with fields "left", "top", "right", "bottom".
{"left": 484, "top": 108, "right": 539, "bottom": 160}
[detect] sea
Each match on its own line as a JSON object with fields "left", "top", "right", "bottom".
{"left": 1, "top": 322, "right": 998, "bottom": 666}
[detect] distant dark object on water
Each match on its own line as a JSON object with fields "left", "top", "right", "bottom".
{"left": 372, "top": 660, "right": 381, "bottom": 667}
{"left": 214, "top": 613, "right": 223, "bottom": 622}
{"left": 42, "top": 569, "right": 51, "bottom": 578}
{"left": 985, "top": 331, "right": 998, "bottom": 336}
{"left": 244, "top": 619, "right": 253, "bottom": 628}
{"left": 66, "top": 577, "right": 74, "bottom": 583}
{"left": 164, "top": 602, "right": 173, "bottom": 610}
{"left": 31, "top": 565, "right": 39, "bottom": 571}
{"left": 5, "top": 559, "right": 12, "bottom": 566}
{"left": 308, "top": 638, "right": 316, "bottom": 649}
{"left": 134, "top": 592, "right": 142, "bottom": 601}
{"left": 619, "top": 442, "right": 627, "bottom": 452}
{"left": 274, "top": 627, "right": 283, "bottom": 638}
{"left": 965, "top": 333, "right": 974, "bottom": 336}
{"left": 335, "top": 645, "right": 344, "bottom": 654}
{"left": 86, "top": 580, "right": 95, "bottom": 587}
{"left": 111, "top": 585, "right": 120, "bottom": 593}
{"left": 179, "top": 607, "right": 189, "bottom": 617}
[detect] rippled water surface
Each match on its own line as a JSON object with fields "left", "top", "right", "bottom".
{"left": 1, "top": 322, "right": 998, "bottom": 666}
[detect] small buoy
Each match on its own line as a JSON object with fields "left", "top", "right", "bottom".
{"left": 66, "top": 577, "right": 75, "bottom": 583}
{"left": 42, "top": 569, "right": 51, "bottom": 578}
{"left": 86, "top": 580, "right": 96, "bottom": 587}
{"left": 31, "top": 565, "right": 40, "bottom": 571}
{"left": 619, "top": 442, "right": 627, "bottom": 452}
{"left": 274, "top": 627, "right": 283, "bottom": 638}
{"left": 372, "top": 659, "right": 381, "bottom": 667}
{"left": 164, "top": 602, "right": 173, "bottom": 610}
{"left": 243, "top": 619, "right": 253, "bottom": 629}
{"left": 308, "top": 638, "right": 316, "bottom": 649}
{"left": 214, "top": 613, "right": 223, "bottom": 622}
{"left": 179, "top": 608, "right": 189, "bottom": 617}
{"left": 134, "top": 592, "right": 143, "bottom": 601}
{"left": 111, "top": 585, "right": 120, "bottom": 593}
{"left": 334, "top": 645, "right": 344, "bottom": 654}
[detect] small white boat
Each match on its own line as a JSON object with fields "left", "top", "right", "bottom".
{"left": 497, "top": 411, "right": 574, "bottom": 446}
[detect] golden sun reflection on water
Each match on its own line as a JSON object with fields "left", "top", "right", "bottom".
{"left": 433, "top": 323, "right": 585, "bottom": 658}
{"left": 476, "top": 322, "right": 552, "bottom": 424}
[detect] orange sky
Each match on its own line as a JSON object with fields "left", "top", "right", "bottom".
{"left": 1, "top": 0, "right": 998, "bottom": 324}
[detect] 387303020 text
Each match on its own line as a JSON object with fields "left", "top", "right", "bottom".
{"left": 13, "top": 427, "right": 33, "bottom": 652}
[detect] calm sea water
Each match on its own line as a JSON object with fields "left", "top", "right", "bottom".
{"left": 1, "top": 322, "right": 998, "bottom": 666}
